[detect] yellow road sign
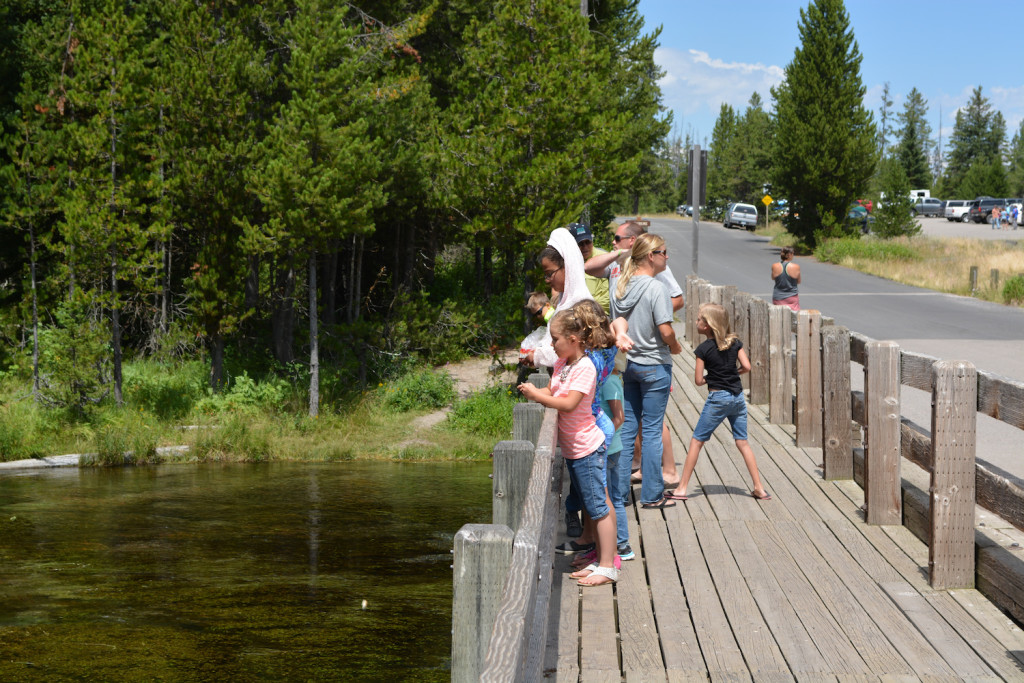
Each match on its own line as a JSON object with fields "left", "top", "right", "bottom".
{"left": 762, "top": 194, "right": 773, "bottom": 206}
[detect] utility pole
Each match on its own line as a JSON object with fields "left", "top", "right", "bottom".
{"left": 688, "top": 145, "right": 706, "bottom": 276}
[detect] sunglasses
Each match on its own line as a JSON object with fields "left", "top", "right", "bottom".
{"left": 613, "top": 234, "right": 632, "bottom": 243}
{"left": 652, "top": 249, "right": 667, "bottom": 256}
{"left": 530, "top": 308, "right": 543, "bottom": 317}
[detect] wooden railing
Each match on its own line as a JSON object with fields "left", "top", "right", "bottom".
{"left": 451, "top": 378, "right": 562, "bottom": 683}
{"left": 687, "top": 275, "right": 1024, "bottom": 618}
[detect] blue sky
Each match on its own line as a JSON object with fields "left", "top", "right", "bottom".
{"left": 638, "top": 0, "right": 1024, "bottom": 153}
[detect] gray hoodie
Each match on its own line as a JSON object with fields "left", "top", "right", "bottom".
{"left": 611, "top": 275, "right": 673, "bottom": 366}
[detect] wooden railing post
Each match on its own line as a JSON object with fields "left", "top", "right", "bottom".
{"left": 865, "top": 341, "right": 902, "bottom": 525}
{"left": 697, "top": 281, "right": 712, "bottom": 344}
{"left": 748, "top": 297, "right": 770, "bottom": 404}
{"left": 733, "top": 292, "right": 752, "bottom": 392}
{"left": 721, "top": 284, "right": 737, "bottom": 325}
{"left": 527, "top": 372, "right": 548, "bottom": 389}
{"left": 821, "top": 325, "right": 852, "bottom": 479}
{"left": 768, "top": 304, "right": 793, "bottom": 424}
{"left": 513, "top": 402, "right": 544, "bottom": 444}
{"left": 930, "top": 360, "right": 977, "bottom": 589}
{"left": 685, "top": 275, "right": 699, "bottom": 347}
{"left": 493, "top": 440, "right": 535, "bottom": 531}
{"left": 796, "top": 310, "right": 823, "bottom": 446}
{"left": 452, "top": 524, "right": 514, "bottom": 683}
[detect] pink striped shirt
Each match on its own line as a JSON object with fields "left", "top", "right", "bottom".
{"left": 551, "top": 356, "right": 605, "bottom": 459}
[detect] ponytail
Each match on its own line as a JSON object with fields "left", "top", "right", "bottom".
{"left": 615, "top": 233, "right": 664, "bottom": 299}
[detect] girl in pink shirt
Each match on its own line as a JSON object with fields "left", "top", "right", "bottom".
{"left": 519, "top": 310, "right": 618, "bottom": 586}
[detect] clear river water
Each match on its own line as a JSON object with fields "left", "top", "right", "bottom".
{"left": 0, "top": 460, "right": 492, "bottom": 681}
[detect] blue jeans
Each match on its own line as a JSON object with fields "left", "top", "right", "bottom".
{"left": 565, "top": 445, "right": 610, "bottom": 521}
{"left": 621, "top": 362, "right": 672, "bottom": 504}
{"left": 565, "top": 410, "right": 614, "bottom": 515}
{"left": 693, "top": 390, "right": 748, "bottom": 442}
{"left": 606, "top": 448, "right": 630, "bottom": 546}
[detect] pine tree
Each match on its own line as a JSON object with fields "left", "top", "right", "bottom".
{"left": 244, "top": 0, "right": 386, "bottom": 417}
{"left": 943, "top": 86, "right": 1005, "bottom": 197}
{"left": 771, "top": 0, "right": 876, "bottom": 247}
{"left": 877, "top": 81, "right": 893, "bottom": 158}
{"left": 895, "top": 88, "right": 932, "bottom": 189}
{"left": 706, "top": 103, "right": 738, "bottom": 215}
{"left": 874, "top": 157, "right": 918, "bottom": 238}
{"left": 1008, "top": 120, "right": 1024, "bottom": 198}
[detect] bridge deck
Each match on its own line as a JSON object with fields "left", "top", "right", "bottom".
{"left": 544, "top": 341, "right": 1024, "bottom": 682}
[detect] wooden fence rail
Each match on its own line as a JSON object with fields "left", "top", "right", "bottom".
{"left": 452, "top": 374, "right": 562, "bottom": 683}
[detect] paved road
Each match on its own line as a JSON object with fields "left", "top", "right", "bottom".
{"left": 634, "top": 215, "right": 1024, "bottom": 482}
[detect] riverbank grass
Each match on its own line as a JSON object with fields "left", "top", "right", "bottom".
{"left": 0, "top": 364, "right": 518, "bottom": 465}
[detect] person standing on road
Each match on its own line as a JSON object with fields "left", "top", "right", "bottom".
{"left": 991, "top": 205, "right": 1001, "bottom": 230}
{"left": 771, "top": 246, "right": 801, "bottom": 311}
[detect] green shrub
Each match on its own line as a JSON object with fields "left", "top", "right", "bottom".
{"left": 1003, "top": 274, "right": 1024, "bottom": 305}
{"left": 194, "top": 372, "right": 290, "bottom": 415}
{"left": 815, "top": 237, "right": 919, "bottom": 264}
{"left": 192, "top": 416, "right": 273, "bottom": 462}
{"left": 85, "top": 424, "right": 159, "bottom": 466}
{"left": 124, "top": 361, "right": 206, "bottom": 419}
{"left": 381, "top": 368, "right": 455, "bottom": 412}
{"left": 445, "top": 383, "right": 516, "bottom": 439}
{"left": 0, "top": 401, "right": 50, "bottom": 461}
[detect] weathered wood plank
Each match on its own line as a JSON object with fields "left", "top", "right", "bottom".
{"left": 748, "top": 298, "right": 770, "bottom": 405}
{"left": 664, "top": 514, "right": 750, "bottom": 679}
{"left": 718, "top": 520, "right": 832, "bottom": 677}
{"left": 768, "top": 305, "right": 793, "bottom": 424}
{"left": 899, "top": 349, "right": 942, "bottom": 393}
{"left": 694, "top": 519, "right": 791, "bottom": 678}
{"left": 977, "top": 369, "right": 1024, "bottom": 430}
{"left": 543, "top": 559, "right": 580, "bottom": 682}
{"left": 579, "top": 576, "right": 620, "bottom": 683}
{"left": 513, "top": 402, "right": 545, "bottom": 444}
{"left": 636, "top": 505, "right": 705, "bottom": 680}
{"left": 879, "top": 582, "right": 997, "bottom": 679}
{"left": 616, "top": 509, "right": 665, "bottom": 681}
{"left": 930, "top": 361, "right": 977, "bottom": 589}
{"left": 864, "top": 341, "right": 901, "bottom": 525}
{"left": 821, "top": 325, "right": 852, "bottom": 480}
{"left": 795, "top": 310, "right": 823, "bottom": 447}
{"left": 492, "top": 440, "right": 535, "bottom": 531}
{"left": 733, "top": 291, "right": 751, "bottom": 392}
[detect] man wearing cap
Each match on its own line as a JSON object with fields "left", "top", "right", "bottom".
{"left": 569, "top": 222, "right": 611, "bottom": 314}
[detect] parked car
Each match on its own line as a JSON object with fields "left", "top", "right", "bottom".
{"left": 676, "top": 204, "right": 688, "bottom": 215}
{"left": 968, "top": 197, "right": 1003, "bottom": 223}
{"left": 855, "top": 198, "right": 873, "bottom": 212}
{"left": 848, "top": 204, "right": 874, "bottom": 234}
{"left": 911, "top": 197, "right": 944, "bottom": 217}
{"left": 944, "top": 199, "right": 971, "bottom": 222}
{"left": 722, "top": 202, "right": 758, "bottom": 230}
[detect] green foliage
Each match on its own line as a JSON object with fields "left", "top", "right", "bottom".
{"left": 771, "top": 0, "right": 877, "bottom": 248}
{"left": 381, "top": 368, "right": 455, "bottom": 412}
{"left": 0, "top": 400, "right": 50, "bottom": 461}
{"left": 193, "top": 373, "right": 290, "bottom": 415}
{"left": 1003, "top": 275, "right": 1024, "bottom": 306}
{"left": 959, "top": 158, "right": 1008, "bottom": 200}
{"left": 943, "top": 87, "right": 1007, "bottom": 197}
{"left": 37, "top": 294, "right": 112, "bottom": 417}
{"left": 123, "top": 360, "right": 206, "bottom": 419}
{"left": 192, "top": 415, "right": 273, "bottom": 462}
{"left": 873, "top": 158, "right": 920, "bottom": 238}
{"left": 814, "top": 236, "right": 920, "bottom": 264}
{"left": 894, "top": 87, "right": 933, "bottom": 189}
{"left": 445, "top": 383, "right": 517, "bottom": 440}
{"left": 85, "top": 424, "right": 160, "bottom": 467}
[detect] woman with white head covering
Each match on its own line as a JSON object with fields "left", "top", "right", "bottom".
{"left": 530, "top": 227, "right": 595, "bottom": 369}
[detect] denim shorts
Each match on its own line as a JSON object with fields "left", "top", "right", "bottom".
{"left": 565, "top": 445, "right": 609, "bottom": 521}
{"left": 692, "top": 390, "right": 748, "bottom": 442}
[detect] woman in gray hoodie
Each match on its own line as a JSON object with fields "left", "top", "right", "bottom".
{"left": 611, "top": 234, "right": 682, "bottom": 509}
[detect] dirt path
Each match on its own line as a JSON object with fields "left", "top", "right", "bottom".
{"left": 408, "top": 349, "right": 520, "bottom": 432}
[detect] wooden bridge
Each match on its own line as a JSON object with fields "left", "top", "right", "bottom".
{"left": 451, "top": 278, "right": 1024, "bottom": 682}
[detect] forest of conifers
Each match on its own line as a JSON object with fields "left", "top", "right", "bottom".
{"left": 0, "top": 1, "right": 669, "bottom": 414}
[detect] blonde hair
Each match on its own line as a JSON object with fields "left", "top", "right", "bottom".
{"left": 549, "top": 309, "right": 585, "bottom": 341}
{"left": 526, "top": 291, "right": 549, "bottom": 311}
{"left": 615, "top": 233, "right": 665, "bottom": 299}
{"left": 699, "top": 303, "right": 738, "bottom": 352}
{"left": 571, "top": 299, "right": 615, "bottom": 350}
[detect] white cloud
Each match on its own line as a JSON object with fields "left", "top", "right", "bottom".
{"left": 655, "top": 47, "right": 785, "bottom": 139}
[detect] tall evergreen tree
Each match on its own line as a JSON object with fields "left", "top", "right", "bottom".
{"left": 877, "top": 81, "right": 893, "bottom": 158}
{"left": 705, "top": 103, "right": 738, "bottom": 215}
{"left": 771, "top": 0, "right": 876, "bottom": 247}
{"left": 895, "top": 87, "right": 932, "bottom": 189}
{"left": 943, "top": 86, "right": 1005, "bottom": 197}
{"left": 1007, "top": 120, "right": 1024, "bottom": 198}
{"left": 873, "top": 156, "right": 918, "bottom": 238}
{"left": 244, "top": 0, "right": 386, "bottom": 416}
